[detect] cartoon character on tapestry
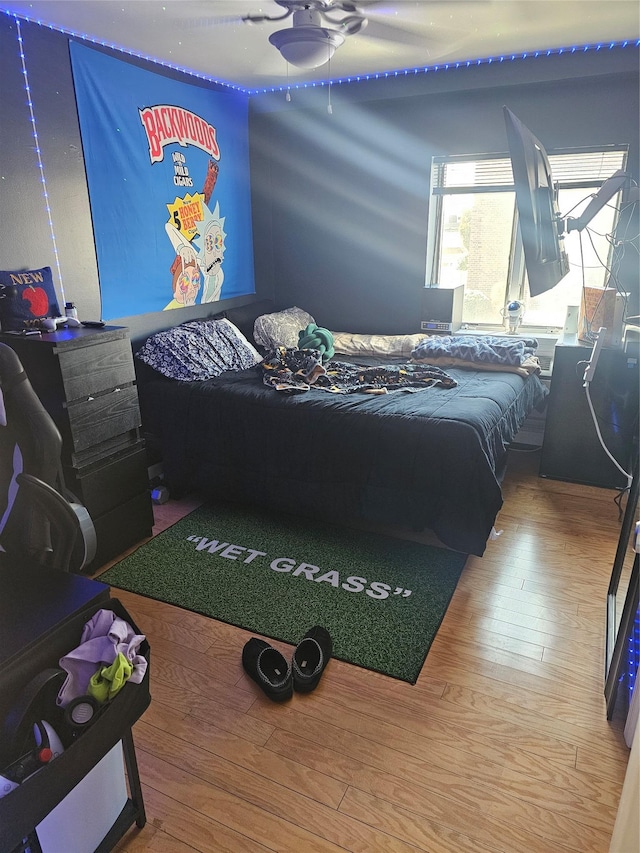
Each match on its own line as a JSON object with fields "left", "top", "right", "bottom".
{"left": 164, "top": 157, "right": 227, "bottom": 308}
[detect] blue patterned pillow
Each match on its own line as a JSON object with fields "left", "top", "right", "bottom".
{"left": 136, "top": 318, "right": 262, "bottom": 381}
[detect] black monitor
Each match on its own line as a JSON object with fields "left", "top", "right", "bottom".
{"left": 503, "top": 106, "right": 570, "bottom": 297}
{"left": 503, "top": 106, "right": 632, "bottom": 299}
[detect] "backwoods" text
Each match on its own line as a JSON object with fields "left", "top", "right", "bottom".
{"left": 139, "top": 105, "right": 220, "bottom": 164}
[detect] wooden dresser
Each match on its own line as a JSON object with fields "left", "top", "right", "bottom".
{"left": 0, "top": 326, "right": 153, "bottom": 570}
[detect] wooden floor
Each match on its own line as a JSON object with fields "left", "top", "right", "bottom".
{"left": 96, "top": 449, "right": 634, "bottom": 853}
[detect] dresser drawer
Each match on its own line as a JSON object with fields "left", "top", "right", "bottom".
{"left": 68, "top": 444, "right": 149, "bottom": 518}
{"left": 58, "top": 338, "right": 136, "bottom": 401}
{"left": 67, "top": 386, "right": 141, "bottom": 452}
{"left": 91, "top": 491, "right": 154, "bottom": 569}
{"left": 71, "top": 430, "right": 142, "bottom": 469}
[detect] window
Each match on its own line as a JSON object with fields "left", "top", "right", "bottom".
{"left": 426, "top": 146, "right": 629, "bottom": 331}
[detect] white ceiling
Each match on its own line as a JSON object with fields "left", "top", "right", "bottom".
{"left": 2, "top": 0, "right": 638, "bottom": 90}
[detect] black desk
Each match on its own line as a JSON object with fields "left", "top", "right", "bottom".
{"left": 0, "top": 564, "right": 149, "bottom": 853}
{"left": 0, "top": 564, "right": 109, "bottom": 676}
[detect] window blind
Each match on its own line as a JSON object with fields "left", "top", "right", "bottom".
{"left": 432, "top": 146, "right": 628, "bottom": 193}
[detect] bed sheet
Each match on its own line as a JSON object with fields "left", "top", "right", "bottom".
{"left": 138, "top": 359, "right": 547, "bottom": 556}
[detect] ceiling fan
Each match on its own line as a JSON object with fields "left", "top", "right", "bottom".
{"left": 208, "top": 0, "right": 457, "bottom": 70}
{"left": 269, "top": 1, "right": 367, "bottom": 69}
{"left": 232, "top": 1, "right": 370, "bottom": 69}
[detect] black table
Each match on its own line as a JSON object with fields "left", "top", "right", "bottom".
{"left": 0, "top": 564, "right": 109, "bottom": 672}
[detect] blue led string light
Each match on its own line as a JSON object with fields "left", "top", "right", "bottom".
{"left": 15, "top": 17, "right": 66, "bottom": 303}
{"left": 2, "top": 8, "right": 244, "bottom": 92}
{"left": 249, "top": 39, "right": 639, "bottom": 96}
{"left": 1, "top": 9, "right": 637, "bottom": 98}
{"left": 626, "top": 605, "right": 640, "bottom": 704}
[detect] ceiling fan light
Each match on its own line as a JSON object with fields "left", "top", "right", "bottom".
{"left": 269, "top": 26, "right": 346, "bottom": 68}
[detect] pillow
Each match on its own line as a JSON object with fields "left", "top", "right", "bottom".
{"left": 253, "top": 306, "right": 315, "bottom": 350}
{"left": 135, "top": 318, "right": 262, "bottom": 381}
{"left": 0, "top": 266, "right": 61, "bottom": 331}
{"left": 332, "top": 332, "right": 427, "bottom": 359}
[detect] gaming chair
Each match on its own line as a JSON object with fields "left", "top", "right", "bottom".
{"left": 0, "top": 343, "right": 96, "bottom": 572}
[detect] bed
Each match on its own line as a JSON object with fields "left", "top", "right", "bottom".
{"left": 134, "top": 310, "right": 548, "bottom": 557}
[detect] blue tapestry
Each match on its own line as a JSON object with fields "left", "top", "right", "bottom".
{"left": 70, "top": 43, "right": 255, "bottom": 319}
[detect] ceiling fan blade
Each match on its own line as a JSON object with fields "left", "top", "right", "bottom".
{"left": 178, "top": 14, "right": 246, "bottom": 30}
{"left": 355, "top": 1, "right": 491, "bottom": 6}
{"left": 178, "top": 4, "right": 292, "bottom": 31}
{"left": 361, "top": 17, "right": 453, "bottom": 47}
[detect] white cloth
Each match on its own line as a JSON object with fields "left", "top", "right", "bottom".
{"left": 57, "top": 609, "right": 147, "bottom": 707}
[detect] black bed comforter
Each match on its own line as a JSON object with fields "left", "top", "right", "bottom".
{"left": 138, "top": 360, "right": 547, "bottom": 556}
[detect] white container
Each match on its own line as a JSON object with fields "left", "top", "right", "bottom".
{"left": 35, "top": 741, "right": 128, "bottom": 853}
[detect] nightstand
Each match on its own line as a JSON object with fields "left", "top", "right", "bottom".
{"left": 539, "top": 343, "right": 639, "bottom": 489}
{"left": 0, "top": 326, "right": 154, "bottom": 570}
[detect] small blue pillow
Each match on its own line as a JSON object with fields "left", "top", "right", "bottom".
{"left": 0, "top": 266, "right": 61, "bottom": 331}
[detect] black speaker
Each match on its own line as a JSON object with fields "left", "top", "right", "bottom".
{"left": 420, "top": 285, "right": 464, "bottom": 333}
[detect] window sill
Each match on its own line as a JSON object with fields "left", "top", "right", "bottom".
{"left": 456, "top": 326, "right": 563, "bottom": 339}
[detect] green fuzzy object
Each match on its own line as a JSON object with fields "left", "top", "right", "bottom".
{"left": 298, "top": 323, "right": 335, "bottom": 362}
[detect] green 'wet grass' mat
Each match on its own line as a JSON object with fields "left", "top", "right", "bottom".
{"left": 99, "top": 503, "right": 468, "bottom": 683}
